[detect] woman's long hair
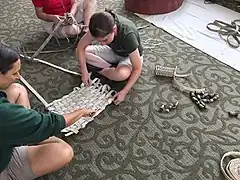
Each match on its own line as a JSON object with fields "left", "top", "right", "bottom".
{"left": 89, "top": 9, "right": 115, "bottom": 37}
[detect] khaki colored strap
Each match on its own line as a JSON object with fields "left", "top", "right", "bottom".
{"left": 30, "top": 20, "right": 64, "bottom": 60}
{"left": 19, "top": 54, "right": 80, "bottom": 76}
{"left": 20, "top": 75, "right": 49, "bottom": 107}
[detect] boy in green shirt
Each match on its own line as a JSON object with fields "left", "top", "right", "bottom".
{"left": 77, "top": 10, "right": 143, "bottom": 105}
{"left": 0, "top": 44, "right": 94, "bottom": 180}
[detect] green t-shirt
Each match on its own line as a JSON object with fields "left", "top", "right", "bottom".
{"left": 108, "top": 14, "right": 143, "bottom": 57}
{"left": 0, "top": 91, "right": 66, "bottom": 172}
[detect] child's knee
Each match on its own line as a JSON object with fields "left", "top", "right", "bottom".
{"left": 84, "top": 0, "right": 97, "bottom": 9}
{"left": 116, "top": 67, "right": 131, "bottom": 81}
{"left": 85, "top": 45, "right": 96, "bottom": 54}
{"left": 58, "top": 142, "right": 74, "bottom": 164}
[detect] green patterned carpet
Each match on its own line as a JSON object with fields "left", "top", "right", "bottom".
{"left": 207, "top": 0, "right": 240, "bottom": 12}
{"left": 1, "top": 0, "right": 240, "bottom": 179}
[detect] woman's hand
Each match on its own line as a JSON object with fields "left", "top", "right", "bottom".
{"left": 81, "top": 71, "right": 91, "bottom": 86}
{"left": 52, "top": 15, "right": 64, "bottom": 24}
{"left": 113, "top": 90, "right": 128, "bottom": 105}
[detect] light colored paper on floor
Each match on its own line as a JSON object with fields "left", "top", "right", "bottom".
{"left": 136, "top": 0, "right": 240, "bottom": 71}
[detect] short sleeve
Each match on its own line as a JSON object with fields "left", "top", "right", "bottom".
{"left": 32, "top": 0, "right": 43, "bottom": 8}
{"left": 123, "top": 33, "right": 139, "bottom": 54}
{"left": 0, "top": 99, "right": 66, "bottom": 146}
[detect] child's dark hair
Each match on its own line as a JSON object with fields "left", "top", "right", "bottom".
{"left": 89, "top": 9, "right": 116, "bottom": 37}
{"left": 0, "top": 43, "right": 19, "bottom": 74}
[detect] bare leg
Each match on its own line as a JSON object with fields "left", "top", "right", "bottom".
{"left": 61, "top": 24, "right": 81, "bottom": 37}
{"left": 84, "top": 46, "right": 132, "bottom": 81}
{"left": 4, "top": 85, "right": 73, "bottom": 178}
{"left": 85, "top": 46, "right": 112, "bottom": 68}
{"left": 86, "top": 53, "right": 112, "bottom": 68}
{"left": 56, "top": 0, "right": 97, "bottom": 38}
{"left": 5, "top": 83, "right": 30, "bottom": 109}
{"left": 39, "top": 136, "right": 64, "bottom": 145}
{"left": 99, "top": 65, "right": 132, "bottom": 81}
{"left": 27, "top": 136, "right": 73, "bottom": 177}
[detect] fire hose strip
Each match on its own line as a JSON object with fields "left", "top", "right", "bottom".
{"left": 20, "top": 75, "right": 116, "bottom": 136}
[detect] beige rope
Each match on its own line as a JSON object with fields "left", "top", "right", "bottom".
{"left": 30, "top": 20, "right": 64, "bottom": 60}
{"left": 20, "top": 75, "right": 49, "bottom": 107}
{"left": 28, "top": 13, "right": 87, "bottom": 58}
{"left": 20, "top": 54, "right": 81, "bottom": 76}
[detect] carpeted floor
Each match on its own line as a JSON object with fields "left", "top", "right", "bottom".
{"left": 207, "top": 0, "right": 240, "bottom": 12}
{"left": 1, "top": 0, "right": 240, "bottom": 179}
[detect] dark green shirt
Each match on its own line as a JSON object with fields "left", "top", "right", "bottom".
{"left": 108, "top": 14, "right": 143, "bottom": 57}
{"left": 0, "top": 91, "right": 66, "bottom": 172}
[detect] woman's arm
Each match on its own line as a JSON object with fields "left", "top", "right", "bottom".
{"left": 113, "top": 49, "right": 142, "bottom": 105}
{"left": 70, "top": 0, "right": 79, "bottom": 16}
{"left": 34, "top": 7, "right": 64, "bottom": 23}
{"left": 122, "top": 49, "right": 142, "bottom": 94}
{"left": 63, "top": 108, "right": 95, "bottom": 126}
{"left": 76, "top": 31, "right": 94, "bottom": 85}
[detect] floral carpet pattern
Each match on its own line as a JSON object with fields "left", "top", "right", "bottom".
{"left": 1, "top": 0, "right": 240, "bottom": 179}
